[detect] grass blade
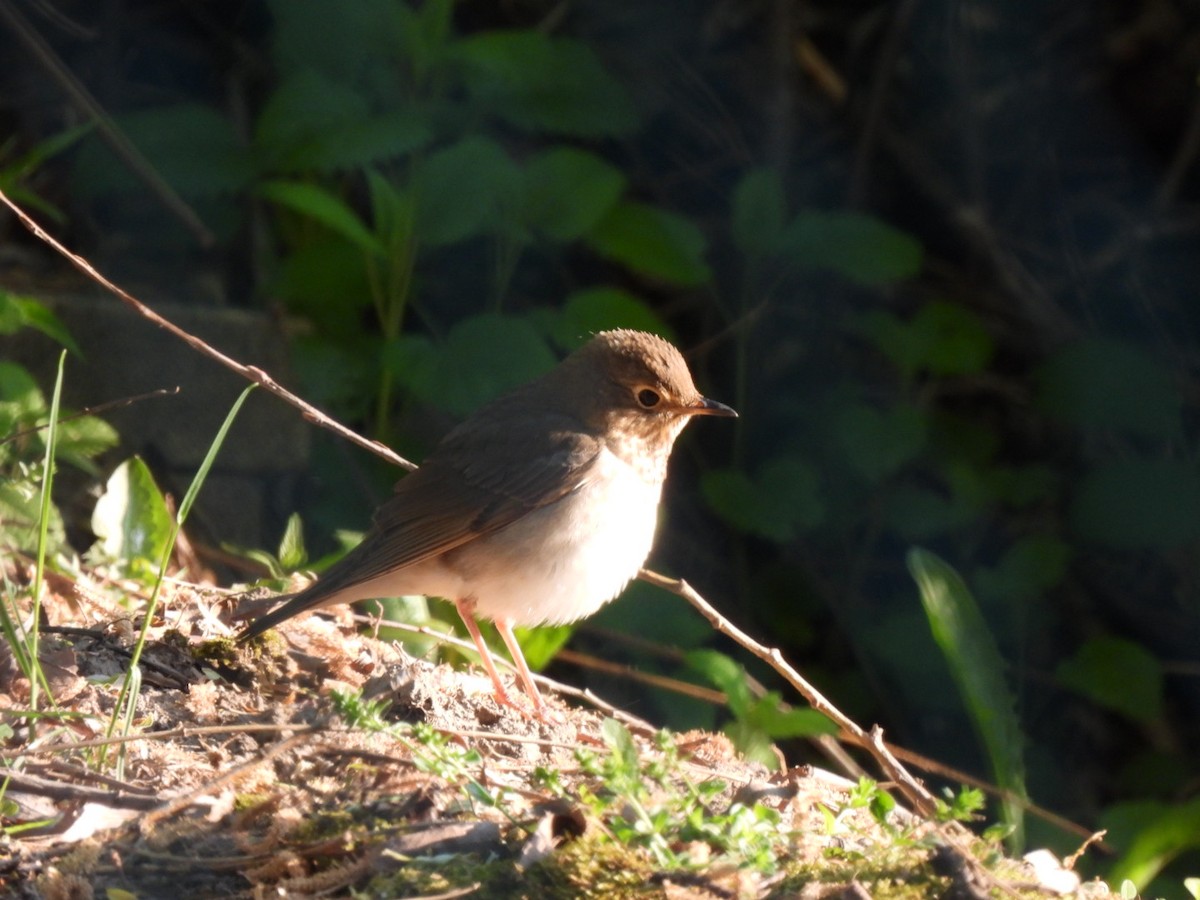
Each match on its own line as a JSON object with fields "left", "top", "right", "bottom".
{"left": 907, "top": 547, "right": 1027, "bottom": 848}
{"left": 102, "top": 384, "right": 257, "bottom": 768}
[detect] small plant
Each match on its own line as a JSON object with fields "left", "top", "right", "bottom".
{"left": 685, "top": 648, "right": 836, "bottom": 769}
{"left": 574, "top": 719, "right": 792, "bottom": 873}
{"left": 0, "top": 292, "right": 117, "bottom": 557}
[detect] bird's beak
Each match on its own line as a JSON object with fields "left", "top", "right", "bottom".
{"left": 688, "top": 396, "right": 738, "bottom": 418}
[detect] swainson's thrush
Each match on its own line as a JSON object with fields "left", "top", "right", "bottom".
{"left": 240, "top": 329, "right": 736, "bottom": 714}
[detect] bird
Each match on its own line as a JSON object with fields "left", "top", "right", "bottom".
{"left": 239, "top": 329, "right": 736, "bottom": 715}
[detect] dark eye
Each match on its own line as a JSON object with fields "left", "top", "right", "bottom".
{"left": 637, "top": 388, "right": 661, "bottom": 409}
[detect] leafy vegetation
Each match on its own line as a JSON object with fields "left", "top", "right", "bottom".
{"left": 3, "top": 0, "right": 1199, "bottom": 892}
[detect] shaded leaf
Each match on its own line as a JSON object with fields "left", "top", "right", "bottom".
{"left": 546, "top": 288, "right": 674, "bottom": 350}
{"left": 1071, "top": 458, "right": 1200, "bottom": 549}
{"left": 520, "top": 147, "right": 626, "bottom": 241}
{"left": 273, "top": 238, "right": 375, "bottom": 335}
{"left": 973, "top": 535, "right": 1070, "bottom": 604}
{"left": 413, "top": 137, "right": 521, "bottom": 246}
{"left": 387, "top": 315, "right": 556, "bottom": 417}
{"left": 732, "top": 167, "right": 786, "bottom": 261}
{"left": 259, "top": 180, "right": 383, "bottom": 254}
{"left": 1036, "top": 338, "right": 1181, "bottom": 439}
{"left": 456, "top": 31, "right": 638, "bottom": 137}
{"left": 883, "top": 484, "right": 977, "bottom": 540}
{"left": 0, "top": 292, "right": 79, "bottom": 354}
{"left": 852, "top": 302, "right": 993, "bottom": 380}
{"left": 701, "top": 454, "right": 824, "bottom": 542}
{"left": 587, "top": 201, "right": 711, "bottom": 286}
{"left": 255, "top": 70, "right": 433, "bottom": 172}
{"left": 835, "top": 403, "right": 927, "bottom": 482}
{"left": 777, "top": 210, "right": 922, "bottom": 284}
{"left": 75, "top": 103, "right": 253, "bottom": 199}
{"left": 1057, "top": 636, "right": 1164, "bottom": 722}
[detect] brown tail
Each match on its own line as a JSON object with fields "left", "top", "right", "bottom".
{"left": 237, "top": 582, "right": 341, "bottom": 642}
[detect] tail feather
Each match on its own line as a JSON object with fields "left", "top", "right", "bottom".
{"left": 237, "top": 581, "right": 345, "bottom": 642}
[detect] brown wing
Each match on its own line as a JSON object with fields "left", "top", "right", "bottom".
{"left": 239, "top": 412, "right": 601, "bottom": 640}
{"left": 343, "top": 419, "right": 603, "bottom": 584}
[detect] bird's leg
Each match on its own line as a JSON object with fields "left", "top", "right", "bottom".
{"left": 494, "top": 618, "right": 547, "bottom": 716}
{"left": 453, "top": 597, "right": 518, "bottom": 707}
{"left": 452, "top": 598, "right": 548, "bottom": 718}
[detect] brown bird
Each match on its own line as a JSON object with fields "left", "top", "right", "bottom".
{"left": 239, "top": 329, "right": 736, "bottom": 715}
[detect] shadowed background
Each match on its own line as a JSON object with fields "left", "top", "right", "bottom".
{"left": 2, "top": 0, "right": 1199, "bottom": 889}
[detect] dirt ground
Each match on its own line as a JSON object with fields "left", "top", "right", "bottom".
{"left": 0, "top": 569, "right": 1063, "bottom": 899}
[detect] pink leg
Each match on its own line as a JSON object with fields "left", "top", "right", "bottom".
{"left": 453, "top": 597, "right": 514, "bottom": 707}
{"left": 495, "top": 618, "right": 546, "bottom": 716}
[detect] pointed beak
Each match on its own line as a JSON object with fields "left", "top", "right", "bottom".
{"left": 688, "top": 396, "right": 738, "bottom": 418}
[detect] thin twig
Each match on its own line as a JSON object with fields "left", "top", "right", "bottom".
{"left": 0, "top": 722, "right": 322, "bottom": 760}
{"left": 0, "top": 387, "right": 179, "bottom": 447}
{"left": 138, "top": 729, "right": 315, "bottom": 833}
{"left": 0, "top": 766, "right": 160, "bottom": 809}
{"left": 637, "top": 568, "right": 938, "bottom": 815}
{"left": 0, "top": 188, "right": 415, "bottom": 473}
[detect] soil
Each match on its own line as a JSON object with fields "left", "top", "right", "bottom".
{"left": 0, "top": 567, "right": 1064, "bottom": 899}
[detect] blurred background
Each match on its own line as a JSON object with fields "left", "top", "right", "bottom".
{"left": 2, "top": 0, "right": 1199, "bottom": 889}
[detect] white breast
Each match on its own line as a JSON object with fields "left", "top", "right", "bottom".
{"left": 449, "top": 446, "right": 662, "bottom": 626}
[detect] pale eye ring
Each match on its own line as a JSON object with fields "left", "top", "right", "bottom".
{"left": 636, "top": 388, "right": 661, "bottom": 409}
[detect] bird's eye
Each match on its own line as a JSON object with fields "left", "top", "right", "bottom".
{"left": 636, "top": 388, "right": 661, "bottom": 409}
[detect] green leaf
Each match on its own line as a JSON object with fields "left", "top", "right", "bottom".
{"left": 0, "top": 480, "right": 64, "bottom": 554}
{"left": 259, "top": 180, "right": 383, "bottom": 254}
{"left": 413, "top": 137, "right": 521, "bottom": 247}
{"left": 883, "top": 484, "right": 977, "bottom": 540}
{"left": 1105, "top": 797, "right": 1200, "bottom": 889}
{"left": 514, "top": 624, "right": 574, "bottom": 671}
{"left": 587, "top": 201, "right": 711, "bottom": 286}
{"left": 268, "top": 0, "right": 415, "bottom": 87}
{"left": 851, "top": 302, "right": 993, "bottom": 380}
{"left": 455, "top": 31, "right": 638, "bottom": 137}
{"left": 972, "top": 535, "right": 1070, "bottom": 604}
{"left": 386, "top": 315, "right": 557, "bottom": 417}
{"left": 0, "top": 361, "right": 43, "bottom": 412}
{"left": 379, "top": 333, "right": 439, "bottom": 406}
{"left": 520, "top": 147, "right": 626, "bottom": 242}
{"left": 0, "top": 292, "right": 79, "bottom": 353}
{"left": 835, "top": 403, "right": 927, "bottom": 482}
{"left": 686, "top": 649, "right": 753, "bottom": 717}
{"left": 908, "top": 548, "right": 1026, "bottom": 848}
{"left": 1071, "top": 458, "right": 1200, "bottom": 549}
{"left": 1056, "top": 637, "right": 1165, "bottom": 722}
{"left": 255, "top": 70, "right": 434, "bottom": 172}
{"left": 54, "top": 416, "right": 119, "bottom": 476}
{"left": 277, "top": 513, "right": 308, "bottom": 571}
{"left": 745, "top": 698, "right": 837, "bottom": 739}
{"left": 731, "top": 167, "right": 786, "bottom": 261}
{"left": 701, "top": 454, "right": 824, "bottom": 542}
{"left": 74, "top": 103, "right": 253, "bottom": 199}
{"left": 1036, "top": 337, "right": 1182, "bottom": 439}
{"left": 599, "top": 718, "right": 643, "bottom": 794}
{"left": 395, "top": 0, "right": 454, "bottom": 79}
{"left": 546, "top": 288, "right": 674, "bottom": 350}
{"left": 777, "top": 210, "right": 922, "bottom": 284}
{"left": 90, "top": 458, "right": 174, "bottom": 577}
{"left": 273, "top": 238, "right": 374, "bottom": 334}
